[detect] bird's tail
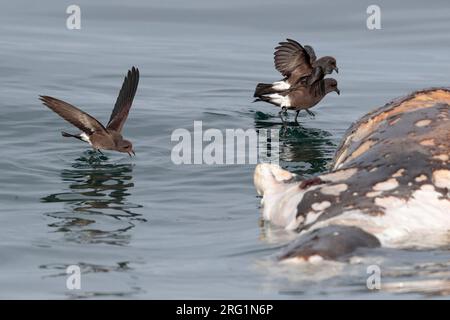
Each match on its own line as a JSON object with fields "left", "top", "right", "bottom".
{"left": 253, "top": 95, "right": 272, "bottom": 104}
{"left": 61, "top": 131, "right": 83, "bottom": 141}
{"left": 254, "top": 83, "right": 277, "bottom": 97}
{"left": 253, "top": 96, "right": 278, "bottom": 106}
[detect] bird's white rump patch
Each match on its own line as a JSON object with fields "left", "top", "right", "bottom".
{"left": 269, "top": 93, "right": 291, "bottom": 107}
{"left": 308, "top": 185, "right": 450, "bottom": 248}
{"left": 272, "top": 81, "right": 290, "bottom": 91}
{"left": 80, "top": 133, "right": 92, "bottom": 145}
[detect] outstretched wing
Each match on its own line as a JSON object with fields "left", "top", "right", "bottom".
{"left": 107, "top": 66, "right": 139, "bottom": 132}
{"left": 39, "top": 95, "right": 107, "bottom": 134}
{"left": 274, "top": 39, "right": 314, "bottom": 78}
{"left": 304, "top": 45, "right": 317, "bottom": 63}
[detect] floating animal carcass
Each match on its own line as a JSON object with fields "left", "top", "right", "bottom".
{"left": 254, "top": 88, "right": 450, "bottom": 261}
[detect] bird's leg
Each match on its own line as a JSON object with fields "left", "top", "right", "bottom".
{"left": 278, "top": 107, "right": 287, "bottom": 125}
{"left": 97, "top": 149, "right": 104, "bottom": 155}
{"left": 278, "top": 109, "right": 284, "bottom": 123}
{"left": 294, "top": 110, "right": 300, "bottom": 123}
{"left": 306, "top": 109, "right": 316, "bottom": 118}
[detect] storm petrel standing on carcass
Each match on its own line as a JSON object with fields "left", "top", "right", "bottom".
{"left": 40, "top": 67, "right": 139, "bottom": 156}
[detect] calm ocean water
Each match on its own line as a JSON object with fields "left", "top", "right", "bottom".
{"left": 0, "top": 0, "right": 449, "bottom": 299}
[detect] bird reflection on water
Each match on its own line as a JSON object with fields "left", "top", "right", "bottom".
{"left": 41, "top": 151, "right": 145, "bottom": 246}
{"left": 254, "top": 111, "right": 336, "bottom": 176}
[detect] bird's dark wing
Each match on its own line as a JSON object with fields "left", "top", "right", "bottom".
{"left": 274, "top": 39, "right": 313, "bottom": 78}
{"left": 296, "top": 65, "right": 325, "bottom": 87}
{"left": 39, "top": 95, "right": 107, "bottom": 134}
{"left": 309, "top": 78, "right": 326, "bottom": 98}
{"left": 107, "top": 67, "right": 139, "bottom": 133}
{"left": 304, "top": 45, "right": 317, "bottom": 64}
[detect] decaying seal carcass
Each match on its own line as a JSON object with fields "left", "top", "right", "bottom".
{"left": 254, "top": 88, "right": 450, "bottom": 261}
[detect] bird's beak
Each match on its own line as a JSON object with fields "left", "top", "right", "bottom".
{"left": 335, "top": 88, "right": 341, "bottom": 95}
{"left": 334, "top": 67, "right": 339, "bottom": 73}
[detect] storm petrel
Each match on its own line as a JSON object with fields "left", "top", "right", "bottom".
{"left": 254, "top": 39, "right": 338, "bottom": 97}
{"left": 254, "top": 78, "right": 340, "bottom": 123}
{"left": 40, "top": 67, "right": 139, "bottom": 156}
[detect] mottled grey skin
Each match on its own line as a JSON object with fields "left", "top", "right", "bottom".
{"left": 254, "top": 88, "right": 450, "bottom": 261}
{"left": 296, "top": 93, "right": 449, "bottom": 231}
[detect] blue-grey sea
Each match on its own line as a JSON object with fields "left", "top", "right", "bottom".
{"left": 0, "top": 0, "right": 449, "bottom": 299}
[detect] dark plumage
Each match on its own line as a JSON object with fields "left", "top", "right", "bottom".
{"left": 254, "top": 78, "right": 340, "bottom": 123}
{"left": 40, "top": 67, "right": 139, "bottom": 156}
{"left": 254, "top": 39, "right": 338, "bottom": 97}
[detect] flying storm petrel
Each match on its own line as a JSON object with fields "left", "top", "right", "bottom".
{"left": 40, "top": 67, "right": 139, "bottom": 156}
